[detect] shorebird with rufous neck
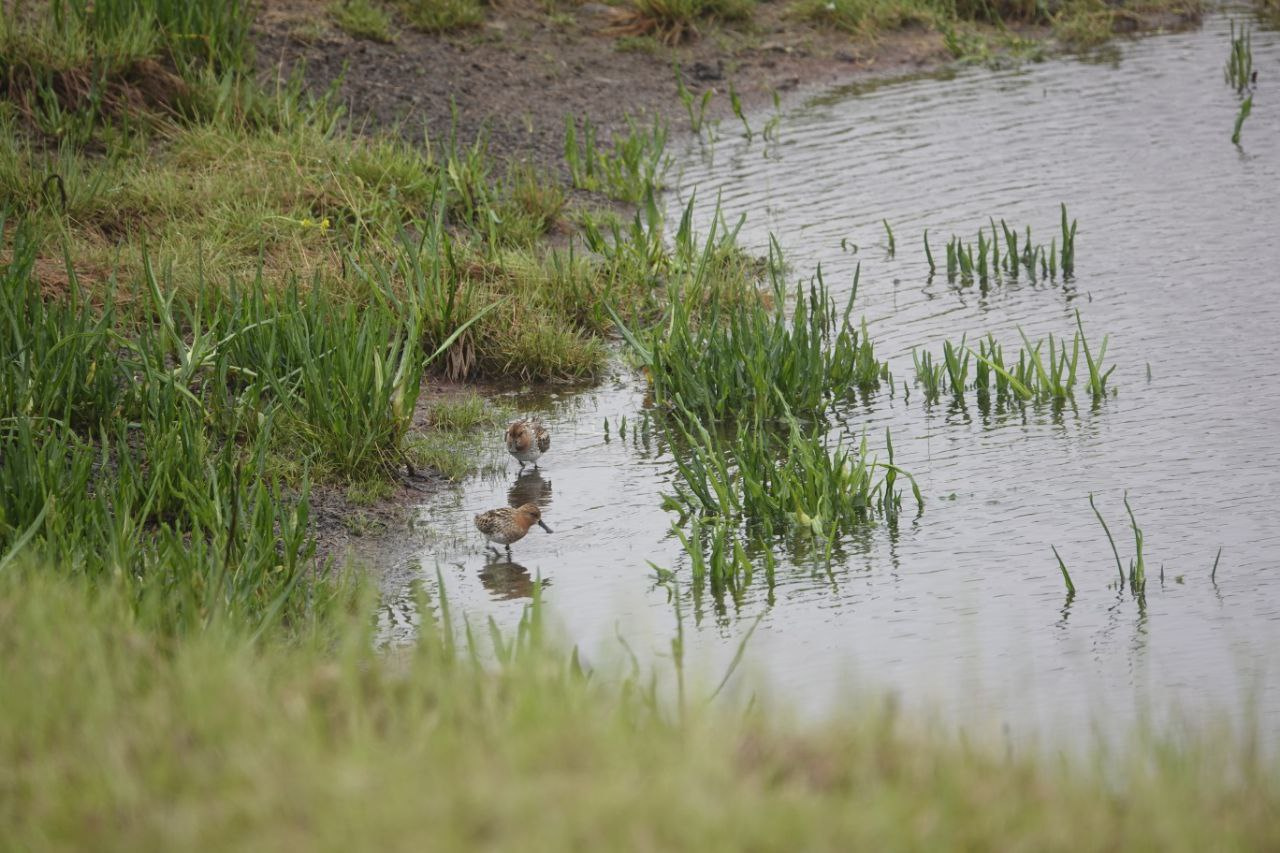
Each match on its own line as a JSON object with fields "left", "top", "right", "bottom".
{"left": 506, "top": 417, "right": 550, "bottom": 470}
{"left": 474, "top": 502, "right": 552, "bottom": 555}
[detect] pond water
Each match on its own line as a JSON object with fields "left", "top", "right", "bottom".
{"left": 380, "top": 15, "right": 1280, "bottom": 742}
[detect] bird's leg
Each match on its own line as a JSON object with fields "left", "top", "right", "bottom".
{"left": 505, "top": 544, "right": 513, "bottom": 558}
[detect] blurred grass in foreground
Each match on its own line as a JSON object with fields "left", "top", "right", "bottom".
{"left": 1, "top": 569, "right": 1277, "bottom": 851}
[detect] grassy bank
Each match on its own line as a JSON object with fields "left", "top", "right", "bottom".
{"left": 0, "top": 0, "right": 752, "bottom": 388}
{"left": 3, "top": 569, "right": 1278, "bottom": 850}
{"left": 0, "top": 0, "right": 765, "bottom": 541}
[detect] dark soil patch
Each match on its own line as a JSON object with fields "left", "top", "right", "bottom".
{"left": 253, "top": 0, "right": 952, "bottom": 174}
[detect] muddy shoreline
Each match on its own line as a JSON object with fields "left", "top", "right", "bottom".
{"left": 255, "top": 2, "right": 1198, "bottom": 173}
{"left": 255, "top": 0, "right": 987, "bottom": 172}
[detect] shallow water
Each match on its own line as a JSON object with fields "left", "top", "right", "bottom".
{"left": 381, "top": 16, "right": 1280, "bottom": 740}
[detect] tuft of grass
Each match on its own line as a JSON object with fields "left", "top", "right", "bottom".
{"left": 1052, "top": 545, "right": 1076, "bottom": 594}
{"left": 405, "top": 430, "right": 498, "bottom": 481}
{"left": 664, "top": 410, "right": 922, "bottom": 583}
{"left": 614, "top": 34, "right": 664, "bottom": 53}
{"left": 912, "top": 311, "right": 1113, "bottom": 406}
{"left": 611, "top": 224, "right": 917, "bottom": 586}
{"left": 427, "top": 392, "right": 511, "bottom": 432}
{"left": 564, "top": 114, "right": 671, "bottom": 203}
{"left": 399, "top": 0, "right": 486, "bottom": 32}
{"left": 406, "top": 392, "right": 512, "bottom": 479}
{"left": 609, "top": 0, "right": 754, "bottom": 44}
{"left": 1124, "top": 492, "right": 1146, "bottom": 591}
{"left": 1087, "top": 492, "right": 1150, "bottom": 594}
{"left": 345, "top": 478, "right": 398, "bottom": 506}
{"left": 614, "top": 236, "right": 890, "bottom": 424}
{"left": 503, "top": 162, "right": 568, "bottom": 240}
{"left": 330, "top": 0, "right": 396, "bottom": 42}
{"left": 1051, "top": 0, "right": 1120, "bottom": 48}
{"left": 1225, "top": 20, "right": 1253, "bottom": 93}
{"left": 1048, "top": 0, "right": 1202, "bottom": 50}
{"left": 935, "top": 206, "right": 1076, "bottom": 286}
{"left": 1231, "top": 94, "right": 1253, "bottom": 145}
{"left": 675, "top": 66, "right": 716, "bottom": 137}
{"left": 797, "top": 0, "right": 936, "bottom": 36}
{"left": 912, "top": 346, "right": 947, "bottom": 403}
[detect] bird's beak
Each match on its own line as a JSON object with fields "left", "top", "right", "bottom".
{"left": 537, "top": 520, "right": 552, "bottom": 533}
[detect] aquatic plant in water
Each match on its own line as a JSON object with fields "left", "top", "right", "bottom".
{"left": 927, "top": 204, "right": 1076, "bottom": 283}
{"left": 662, "top": 407, "right": 923, "bottom": 591}
{"left": 564, "top": 114, "right": 671, "bottom": 202}
{"left": 609, "top": 220, "right": 919, "bottom": 589}
{"left": 1225, "top": 21, "right": 1254, "bottom": 95}
{"left": 1232, "top": 95, "right": 1253, "bottom": 145}
{"left": 1225, "top": 22, "right": 1255, "bottom": 145}
{"left": 911, "top": 311, "right": 1113, "bottom": 404}
{"left": 613, "top": 238, "right": 891, "bottom": 424}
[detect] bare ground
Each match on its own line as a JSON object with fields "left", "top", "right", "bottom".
{"left": 254, "top": 0, "right": 957, "bottom": 173}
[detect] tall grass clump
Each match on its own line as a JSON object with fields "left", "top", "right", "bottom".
{"left": 608, "top": 0, "right": 754, "bottom": 44}
{"left": 0, "top": 235, "right": 122, "bottom": 432}
{"left": 612, "top": 223, "right": 916, "bottom": 588}
{"left": 1225, "top": 20, "right": 1254, "bottom": 94}
{"left": 399, "top": 0, "right": 485, "bottom": 32}
{"left": 930, "top": 205, "right": 1077, "bottom": 284}
{"left": 0, "top": 224, "right": 322, "bottom": 633}
{"left": 911, "top": 310, "right": 1113, "bottom": 406}
{"left": 614, "top": 239, "right": 890, "bottom": 424}
{"left": 1231, "top": 94, "right": 1253, "bottom": 145}
{"left": 330, "top": 0, "right": 396, "bottom": 42}
{"left": 0, "top": 0, "right": 255, "bottom": 143}
{"left": 0, "top": 206, "right": 502, "bottom": 627}
{"left": 797, "top": 0, "right": 935, "bottom": 36}
{"left": 564, "top": 114, "right": 671, "bottom": 203}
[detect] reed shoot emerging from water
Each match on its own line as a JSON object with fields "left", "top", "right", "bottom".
{"left": 932, "top": 205, "right": 1076, "bottom": 284}
{"left": 911, "top": 311, "right": 1113, "bottom": 405}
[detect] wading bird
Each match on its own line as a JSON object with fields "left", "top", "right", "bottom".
{"left": 474, "top": 503, "right": 552, "bottom": 555}
{"left": 506, "top": 417, "right": 550, "bottom": 470}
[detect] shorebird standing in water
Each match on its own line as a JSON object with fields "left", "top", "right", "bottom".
{"left": 474, "top": 502, "right": 552, "bottom": 555}
{"left": 506, "top": 417, "right": 550, "bottom": 470}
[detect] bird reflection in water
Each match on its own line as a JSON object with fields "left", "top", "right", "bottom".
{"left": 479, "top": 553, "right": 548, "bottom": 601}
{"left": 507, "top": 468, "right": 552, "bottom": 509}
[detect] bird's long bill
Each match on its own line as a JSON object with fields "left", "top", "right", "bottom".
{"left": 537, "top": 520, "right": 553, "bottom": 534}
